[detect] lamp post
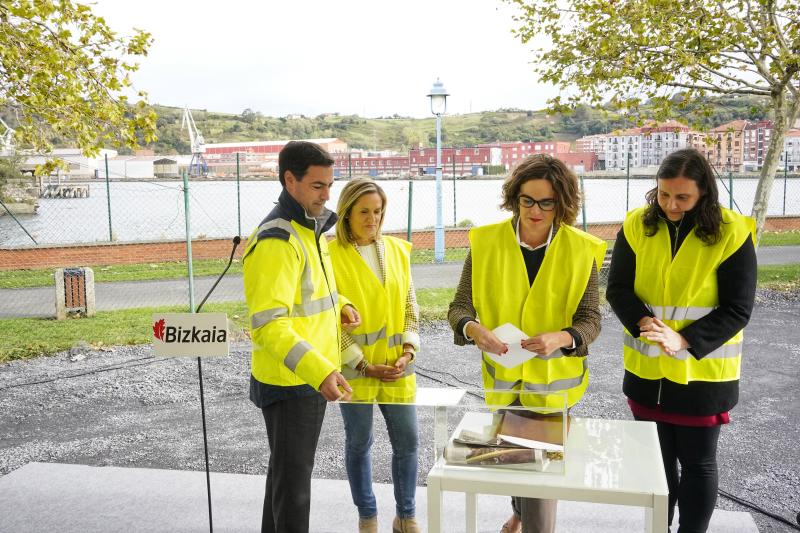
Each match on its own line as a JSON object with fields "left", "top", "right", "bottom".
{"left": 428, "top": 78, "right": 449, "bottom": 263}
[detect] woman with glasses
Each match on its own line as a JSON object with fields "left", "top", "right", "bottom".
{"left": 329, "top": 178, "right": 421, "bottom": 533}
{"left": 606, "top": 148, "right": 756, "bottom": 533}
{"left": 448, "top": 154, "right": 606, "bottom": 533}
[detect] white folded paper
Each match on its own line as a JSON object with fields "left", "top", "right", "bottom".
{"left": 485, "top": 322, "right": 536, "bottom": 369}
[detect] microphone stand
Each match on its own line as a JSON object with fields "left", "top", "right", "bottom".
{"left": 193, "top": 236, "right": 241, "bottom": 533}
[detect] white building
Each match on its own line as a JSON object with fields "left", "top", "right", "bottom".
{"left": 780, "top": 130, "right": 800, "bottom": 172}
{"left": 98, "top": 155, "right": 155, "bottom": 179}
{"left": 605, "top": 128, "right": 642, "bottom": 170}
{"left": 23, "top": 148, "right": 118, "bottom": 179}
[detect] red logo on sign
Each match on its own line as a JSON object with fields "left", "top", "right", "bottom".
{"left": 153, "top": 319, "right": 166, "bottom": 340}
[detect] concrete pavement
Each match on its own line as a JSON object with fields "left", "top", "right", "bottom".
{"left": 1, "top": 245, "right": 798, "bottom": 319}
{"left": 0, "top": 462, "right": 759, "bottom": 533}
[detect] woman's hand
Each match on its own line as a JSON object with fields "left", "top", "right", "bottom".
{"left": 340, "top": 304, "right": 361, "bottom": 333}
{"left": 466, "top": 322, "right": 508, "bottom": 355}
{"left": 640, "top": 318, "right": 688, "bottom": 356}
{"left": 390, "top": 352, "right": 413, "bottom": 376}
{"left": 366, "top": 363, "right": 403, "bottom": 382}
{"left": 521, "top": 331, "right": 571, "bottom": 356}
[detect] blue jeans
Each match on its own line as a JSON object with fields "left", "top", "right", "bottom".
{"left": 339, "top": 403, "right": 419, "bottom": 519}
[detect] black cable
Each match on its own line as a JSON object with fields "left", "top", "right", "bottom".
{"left": 0, "top": 356, "right": 161, "bottom": 391}
{"left": 718, "top": 488, "right": 800, "bottom": 530}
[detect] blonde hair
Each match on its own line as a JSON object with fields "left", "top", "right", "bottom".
{"left": 335, "top": 178, "right": 388, "bottom": 244}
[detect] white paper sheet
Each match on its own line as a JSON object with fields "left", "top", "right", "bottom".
{"left": 485, "top": 322, "right": 536, "bottom": 369}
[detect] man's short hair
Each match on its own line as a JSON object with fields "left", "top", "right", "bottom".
{"left": 278, "top": 141, "right": 335, "bottom": 186}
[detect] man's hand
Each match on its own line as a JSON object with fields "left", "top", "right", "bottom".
{"left": 640, "top": 318, "right": 688, "bottom": 357}
{"left": 340, "top": 304, "right": 361, "bottom": 333}
{"left": 466, "top": 322, "right": 508, "bottom": 355}
{"left": 319, "top": 370, "right": 352, "bottom": 402}
{"left": 521, "top": 331, "right": 571, "bottom": 356}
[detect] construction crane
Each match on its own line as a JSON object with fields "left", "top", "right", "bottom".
{"left": 0, "top": 117, "right": 15, "bottom": 156}
{"left": 181, "top": 107, "right": 207, "bottom": 177}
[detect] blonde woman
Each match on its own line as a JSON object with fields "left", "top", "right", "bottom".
{"left": 329, "top": 178, "right": 421, "bottom": 533}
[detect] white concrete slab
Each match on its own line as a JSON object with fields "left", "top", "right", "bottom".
{"left": 0, "top": 462, "right": 759, "bottom": 532}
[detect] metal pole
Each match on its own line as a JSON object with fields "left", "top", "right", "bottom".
{"left": 105, "top": 153, "right": 113, "bottom": 241}
{"left": 453, "top": 155, "right": 457, "bottom": 226}
{"left": 728, "top": 171, "right": 733, "bottom": 210}
{"left": 435, "top": 114, "right": 444, "bottom": 263}
{"left": 236, "top": 153, "right": 242, "bottom": 237}
{"left": 182, "top": 172, "right": 214, "bottom": 533}
{"left": 348, "top": 152, "right": 352, "bottom": 179}
{"left": 580, "top": 175, "right": 588, "bottom": 232}
{"left": 407, "top": 180, "right": 413, "bottom": 242}
{"left": 783, "top": 150, "right": 788, "bottom": 216}
{"left": 625, "top": 151, "right": 631, "bottom": 211}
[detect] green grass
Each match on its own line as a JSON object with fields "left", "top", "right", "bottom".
{"left": 0, "top": 290, "right": 455, "bottom": 362}
{"left": 759, "top": 230, "right": 800, "bottom": 246}
{"left": 0, "top": 259, "right": 244, "bottom": 289}
{"left": 416, "top": 288, "right": 456, "bottom": 322}
{"left": 757, "top": 264, "right": 800, "bottom": 291}
{"left": 0, "top": 250, "right": 474, "bottom": 290}
{"left": 0, "top": 302, "right": 250, "bottom": 363}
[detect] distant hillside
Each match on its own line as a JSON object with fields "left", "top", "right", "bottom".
{"left": 1, "top": 95, "right": 773, "bottom": 155}
{"left": 142, "top": 95, "right": 771, "bottom": 155}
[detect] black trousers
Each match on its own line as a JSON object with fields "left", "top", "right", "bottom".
{"left": 261, "top": 394, "right": 327, "bottom": 533}
{"left": 640, "top": 418, "right": 721, "bottom": 533}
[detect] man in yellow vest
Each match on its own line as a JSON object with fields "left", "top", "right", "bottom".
{"left": 243, "top": 141, "right": 360, "bottom": 533}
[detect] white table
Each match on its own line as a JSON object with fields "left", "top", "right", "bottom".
{"left": 426, "top": 414, "right": 669, "bottom": 533}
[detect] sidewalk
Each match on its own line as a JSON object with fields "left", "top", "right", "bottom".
{"left": 0, "top": 462, "right": 759, "bottom": 533}
{"left": 1, "top": 245, "right": 798, "bottom": 318}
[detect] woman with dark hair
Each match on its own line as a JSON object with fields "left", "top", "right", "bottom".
{"left": 607, "top": 148, "right": 757, "bottom": 533}
{"left": 448, "top": 154, "right": 606, "bottom": 533}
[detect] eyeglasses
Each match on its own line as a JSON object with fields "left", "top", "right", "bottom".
{"left": 518, "top": 195, "right": 556, "bottom": 211}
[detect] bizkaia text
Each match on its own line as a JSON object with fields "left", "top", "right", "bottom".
{"left": 153, "top": 319, "right": 227, "bottom": 343}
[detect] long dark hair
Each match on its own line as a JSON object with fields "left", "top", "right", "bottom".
{"left": 643, "top": 148, "right": 722, "bottom": 244}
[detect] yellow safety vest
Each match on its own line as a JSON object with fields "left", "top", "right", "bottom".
{"left": 329, "top": 236, "right": 416, "bottom": 402}
{"left": 471, "top": 219, "right": 606, "bottom": 409}
{"left": 622, "top": 206, "right": 756, "bottom": 385}
{"left": 243, "top": 217, "right": 342, "bottom": 390}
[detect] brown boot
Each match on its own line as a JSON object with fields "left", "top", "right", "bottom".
{"left": 392, "top": 516, "right": 421, "bottom": 533}
{"left": 358, "top": 516, "right": 378, "bottom": 533}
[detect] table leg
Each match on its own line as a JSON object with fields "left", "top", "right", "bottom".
{"left": 433, "top": 405, "right": 447, "bottom": 461}
{"left": 465, "top": 492, "right": 478, "bottom": 533}
{"left": 427, "top": 471, "right": 443, "bottom": 533}
{"left": 645, "top": 493, "right": 669, "bottom": 533}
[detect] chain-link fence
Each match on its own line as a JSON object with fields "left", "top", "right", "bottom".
{"left": 1, "top": 170, "right": 799, "bottom": 322}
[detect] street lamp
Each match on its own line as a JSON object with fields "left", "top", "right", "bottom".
{"left": 427, "top": 78, "right": 449, "bottom": 263}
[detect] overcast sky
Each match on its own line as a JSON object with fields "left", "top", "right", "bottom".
{"left": 91, "top": 0, "right": 557, "bottom": 118}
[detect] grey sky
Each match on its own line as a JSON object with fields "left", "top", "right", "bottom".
{"left": 92, "top": 0, "right": 556, "bottom": 118}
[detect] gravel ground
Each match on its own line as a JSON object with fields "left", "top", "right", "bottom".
{"left": 1, "top": 292, "right": 798, "bottom": 532}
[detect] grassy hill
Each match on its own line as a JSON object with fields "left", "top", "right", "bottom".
{"left": 2, "top": 95, "right": 773, "bottom": 155}
{"left": 142, "top": 94, "right": 771, "bottom": 155}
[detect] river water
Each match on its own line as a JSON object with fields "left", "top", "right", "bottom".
{"left": 2, "top": 178, "right": 798, "bottom": 246}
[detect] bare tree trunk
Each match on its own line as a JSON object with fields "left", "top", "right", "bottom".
{"left": 751, "top": 91, "right": 800, "bottom": 245}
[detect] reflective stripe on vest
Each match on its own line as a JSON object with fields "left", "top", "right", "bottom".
{"left": 648, "top": 305, "right": 715, "bottom": 321}
{"left": 624, "top": 334, "right": 742, "bottom": 360}
{"left": 484, "top": 357, "right": 587, "bottom": 392}
{"left": 284, "top": 341, "right": 313, "bottom": 372}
